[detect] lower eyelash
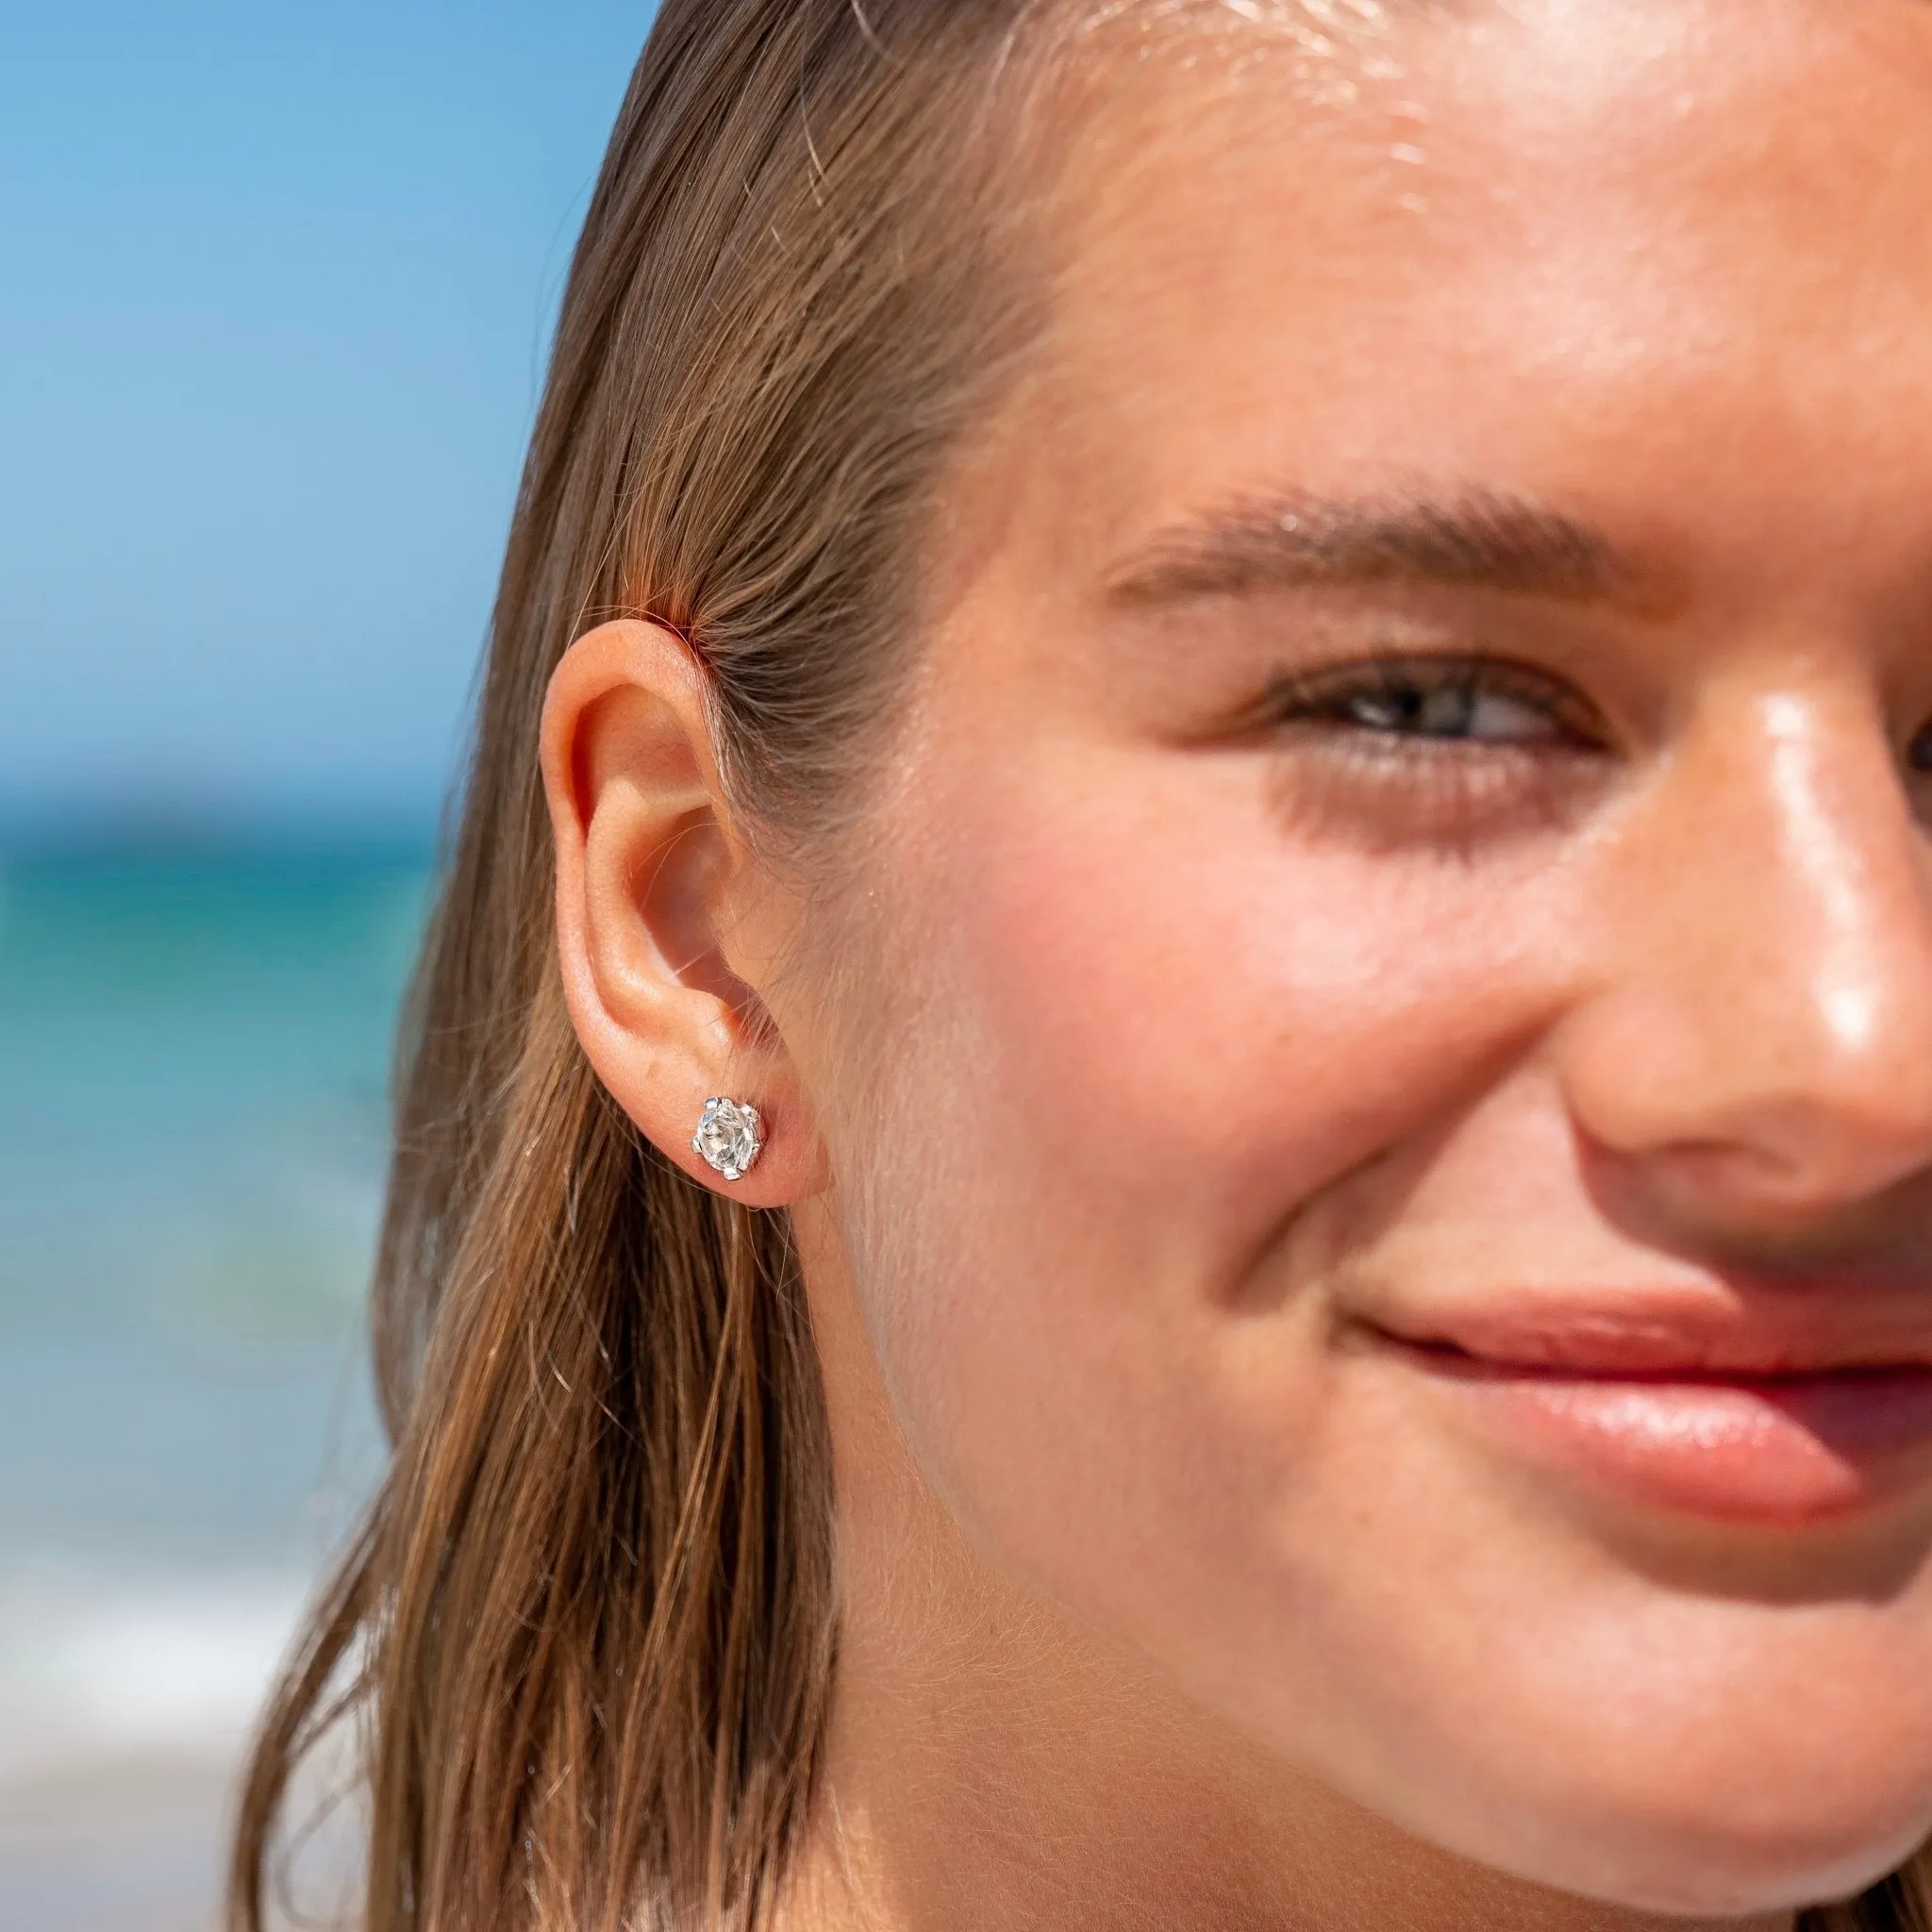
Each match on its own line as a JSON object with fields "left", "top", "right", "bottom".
{"left": 1266, "top": 715, "right": 1601, "bottom": 851}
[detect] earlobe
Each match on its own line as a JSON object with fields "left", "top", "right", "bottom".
{"left": 540, "top": 620, "right": 828, "bottom": 1207}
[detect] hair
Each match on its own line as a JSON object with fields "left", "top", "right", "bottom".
{"left": 228, "top": 4, "right": 1932, "bottom": 1929}
{"left": 229, "top": 6, "right": 1051, "bottom": 1927}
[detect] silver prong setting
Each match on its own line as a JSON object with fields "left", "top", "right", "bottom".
{"left": 692, "top": 1096, "right": 764, "bottom": 1183}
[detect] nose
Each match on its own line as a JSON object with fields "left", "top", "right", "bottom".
{"left": 1556, "top": 684, "right": 1932, "bottom": 1231}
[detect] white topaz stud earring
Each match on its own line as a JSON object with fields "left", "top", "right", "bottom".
{"left": 692, "top": 1096, "right": 764, "bottom": 1183}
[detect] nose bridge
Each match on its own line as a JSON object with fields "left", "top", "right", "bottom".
{"left": 1755, "top": 691, "right": 1899, "bottom": 1059}
{"left": 1573, "top": 680, "right": 1932, "bottom": 1206}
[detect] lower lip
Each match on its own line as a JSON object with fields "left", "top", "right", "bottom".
{"left": 1401, "top": 1350, "right": 1932, "bottom": 1524}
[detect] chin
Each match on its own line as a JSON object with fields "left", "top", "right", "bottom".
{"left": 1435, "top": 1755, "right": 1932, "bottom": 1919}
{"left": 1536, "top": 1833, "right": 1925, "bottom": 1921}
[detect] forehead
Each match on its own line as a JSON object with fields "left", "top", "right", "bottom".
{"left": 984, "top": 0, "right": 1932, "bottom": 597}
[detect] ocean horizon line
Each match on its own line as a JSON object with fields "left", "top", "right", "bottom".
{"left": 0, "top": 801, "right": 445, "bottom": 865}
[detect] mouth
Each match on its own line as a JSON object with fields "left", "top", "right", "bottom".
{"left": 1363, "top": 1300, "right": 1932, "bottom": 1527}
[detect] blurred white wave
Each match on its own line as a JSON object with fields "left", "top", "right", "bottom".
{"left": 0, "top": 1564, "right": 311, "bottom": 1792}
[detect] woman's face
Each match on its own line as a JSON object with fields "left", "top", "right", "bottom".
{"left": 808, "top": 0, "right": 1932, "bottom": 1914}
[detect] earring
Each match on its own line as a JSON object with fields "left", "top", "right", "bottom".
{"left": 692, "top": 1096, "right": 764, "bottom": 1183}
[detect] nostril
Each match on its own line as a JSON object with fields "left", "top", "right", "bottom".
{"left": 1566, "top": 985, "right": 1932, "bottom": 1243}
{"left": 1647, "top": 1110, "right": 1932, "bottom": 1236}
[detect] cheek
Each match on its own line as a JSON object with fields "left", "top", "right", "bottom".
{"left": 914, "top": 740, "right": 1577, "bottom": 1292}
{"left": 858, "top": 736, "right": 1579, "bottom": 1574}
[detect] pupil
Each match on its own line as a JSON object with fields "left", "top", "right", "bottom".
{"left": 1349, "top": 683, "right": 1473, "bottom": 737}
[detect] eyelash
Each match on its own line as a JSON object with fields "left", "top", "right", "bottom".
{"left": 1242, "top": 653, "right": 1609, "bottom": 840}
{"left": 1251, "top": 653, "right": 1605, "bottom": 751}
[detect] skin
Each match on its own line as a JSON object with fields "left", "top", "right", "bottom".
{"left": 542, "top": 1, "right": 1932, "bottom": 1925}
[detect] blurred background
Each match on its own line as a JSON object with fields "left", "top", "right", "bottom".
{"left": 0, "top": 5, "right": 656, "bottom": 1924}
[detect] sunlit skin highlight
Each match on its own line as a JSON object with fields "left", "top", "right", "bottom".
{"left": 542, "top": 1, "right": 1932, "bottom": 1926}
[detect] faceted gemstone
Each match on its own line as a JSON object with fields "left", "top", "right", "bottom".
{"left": 692, "top": 1096, "right": 763, "bottom": 1182}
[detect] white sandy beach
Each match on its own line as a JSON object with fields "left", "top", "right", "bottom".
{"left": 0, "top": 1568, "right": 314, "bottom": 1932}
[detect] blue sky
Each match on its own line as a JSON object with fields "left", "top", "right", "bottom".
{"left": 0, "top": 1, "right": 658, "bottom": 829}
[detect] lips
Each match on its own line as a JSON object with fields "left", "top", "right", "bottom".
{"left": 1363, "top": 1295, "right": 1932, "bottom": 1526}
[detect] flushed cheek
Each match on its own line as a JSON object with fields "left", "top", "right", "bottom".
{"left": 869, "top": 735, "right": 1580, "bottom": 1604}
{"left": 919, "top": 739, "right": 1580, "bottom": 1291}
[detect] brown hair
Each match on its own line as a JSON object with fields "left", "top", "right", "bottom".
{"left": 229, "top": 6, "right": 1051, "bottom": 1928}
{"left": 227, "top": 4, "right": 1931, "bottom": 1928}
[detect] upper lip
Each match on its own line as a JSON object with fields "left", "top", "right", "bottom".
{"left": 1359, "top": 1288, "right": 1932, "bottom": 1380}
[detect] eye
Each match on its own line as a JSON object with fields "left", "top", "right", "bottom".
{"left": 1338, "top": 677, "right": 1559, "bottom": 745}
{"left": 1236, "top": 653, "right": 1610, "bottom": 846}
{"left": 1256, "top": 655, "right": 1599, "bottom": 751}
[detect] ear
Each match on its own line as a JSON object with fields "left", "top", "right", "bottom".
{"left": 541, "top": 619, "right": 828, "bottom": 1206}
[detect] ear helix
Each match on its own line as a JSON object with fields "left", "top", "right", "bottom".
{"left": 692, "top": 1096, "right": 764, "bottom": 1183}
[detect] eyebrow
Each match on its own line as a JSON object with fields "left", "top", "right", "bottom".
{"left": 1104, "top": 489, "right": 1628, "bottom": 608}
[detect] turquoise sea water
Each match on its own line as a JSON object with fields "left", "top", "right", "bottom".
{"left": 0, "top": 836, "right": 428, "bottom": 1818}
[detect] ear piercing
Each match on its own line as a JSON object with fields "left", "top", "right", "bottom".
{"left": 692, "top": 1096, "right": 764, "bottom": 1183}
